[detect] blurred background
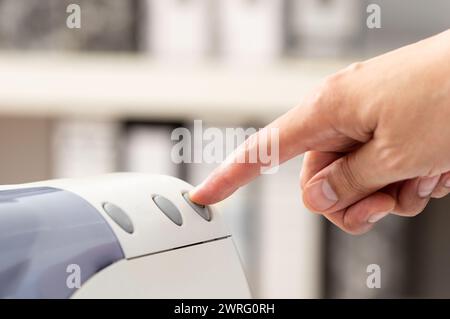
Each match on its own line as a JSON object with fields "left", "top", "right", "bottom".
{"left": 0, "top": 0, "right": 450, "bottom": 298}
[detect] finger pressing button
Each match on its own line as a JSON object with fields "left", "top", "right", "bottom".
{"left": 183, "top": 192, "right": 211, "bottom": 221}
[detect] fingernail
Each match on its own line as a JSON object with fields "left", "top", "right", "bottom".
{"left": 418, "top": 175, "right": 440, "bottom": 198}
{"left": 188, "top": 189, "right": 197, "bottom": 199}
{"left": 304, "top": 178, "right": 338, "bottom": 211}
{"left": 368, "top": 211, "right": 389, "bottom": 223}
{"left": 188, "top": 190, "right": 196, "bottom": 200}
{"left": 445, "top": 178, "right": 450, "bottom": 188}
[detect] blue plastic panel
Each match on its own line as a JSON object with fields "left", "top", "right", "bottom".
{"left": 0, "top": 187, "right": 124, "bottom": 299}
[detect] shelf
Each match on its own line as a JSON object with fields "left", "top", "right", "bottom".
{"left": 0, "top": 53, "right": 350, "bottom": 123}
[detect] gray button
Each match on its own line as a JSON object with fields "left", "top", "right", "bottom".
{"left": 152, "top": 195, "right": 183, "bottom": 226}
{"left": 183, "top": 193, "right": 211, "bottom": 221}
{"left": 102, "top": 202, "right": 134, "bottom": 234}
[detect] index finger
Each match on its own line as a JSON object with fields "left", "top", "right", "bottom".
{"left": 189, "top": 98, "right": 332, "bottom": 205}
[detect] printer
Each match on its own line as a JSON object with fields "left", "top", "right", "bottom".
{"left": 0, "top": 173, "right": 251, "bottom": 298}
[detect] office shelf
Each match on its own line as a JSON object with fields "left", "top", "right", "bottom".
{"left": 0, "top": 53, "right": 349, "bottom": 123}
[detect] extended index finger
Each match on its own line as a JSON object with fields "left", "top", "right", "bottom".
{"left": 189, "top": 95, "right": 334, "bottom": 205}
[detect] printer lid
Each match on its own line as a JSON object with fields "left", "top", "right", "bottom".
{"left": 0, "top": 187, "right": 124, "bottom": 298}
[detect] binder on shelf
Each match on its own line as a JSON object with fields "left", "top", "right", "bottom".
{"left": 122, "top": 122, "right": 181, "bottom": 178}
{"left": 143, "top": 0, "right": 212, "bottom": 61}
{"left": 52, "top": 119, "right": 119, "bottom": 178}
{"left": 218, "top": 0, "right": 284, "bottom": 63}
{"left": 289, "top": 0, "right": 361, "bottom": 57}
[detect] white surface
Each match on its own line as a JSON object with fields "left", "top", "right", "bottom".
{"left": 5, "top": 173, "right": 230, "bottom": 259}
{"left": 72, "top": 237, "right": 251, "bottom": 299}
{"left": 0, "top": 53, "right": 348, "bottom": 122}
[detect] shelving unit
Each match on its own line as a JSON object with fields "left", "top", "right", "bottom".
{"left": 0, "top": 53, "right": 349, "bottom": 123}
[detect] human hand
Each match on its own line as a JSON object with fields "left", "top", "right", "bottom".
{"left": 190, "top": 29, "right": 450, "bottom": 235}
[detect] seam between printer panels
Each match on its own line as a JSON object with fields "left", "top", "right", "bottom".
{"left": 127, "top": 235, "right": 232, "bottom": 260}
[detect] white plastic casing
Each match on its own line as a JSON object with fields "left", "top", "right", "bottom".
{"left": 2, "top": 173, "right": 251, "bottom": 298}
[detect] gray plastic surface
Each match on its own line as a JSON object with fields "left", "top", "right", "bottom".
{"left": 0, "top": 187, "right": 124, "bottom": 299}
{"left": 152, "top": 195, "right": 183, "bottom": 226}
{"left": 182, "top": 193, "right": 211, "bottom": 221}
{"left": 103, "top": 202, "right": 134, "bottom": 234}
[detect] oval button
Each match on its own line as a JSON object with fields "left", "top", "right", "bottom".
{"left": 183, "top": 193, "right": 211, "bottom": 221}
{"left": 102, "top": 202, "right": 134, "bottom": 234}
{"left": 152, "top": 195, "right": 183, "bottom": 226}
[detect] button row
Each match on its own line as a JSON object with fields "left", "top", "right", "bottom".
{"left": 103, "top": 193, "right": 211, "bottom": 233}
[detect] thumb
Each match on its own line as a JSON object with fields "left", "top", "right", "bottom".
{"left": 302, "top": 141, "right": 393, "bottom": 213}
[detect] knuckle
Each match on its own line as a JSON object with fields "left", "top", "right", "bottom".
{"left": 342, "top": 219, "right": 358, "bottom": 234}
{"left": 374, "top": 140, "right": 439, "bottom": 179}
{"left": 301, "top": 192, "right": 321, "bottom": 215}
{"left": 432, "top": 188, "right": 449, "bottom": 199}
{"left": 344, "top": 61, "right": 364, "bottom": 73}
{"left": 404, "top": 208, "right": 425, "bottom": 217}
{"left": 335, "top": 156, "right": 367, "bottom": 196}
{"left": 323, "top": 73, "right": 342, "bottom": 90}
{"left": 342, "top": 221, "right": 370, "bottom": 236}
{"left": 322, "top": 74, "right": 343, "bottom": 99}
{"left": 396, "top": 205, "right": 425, "bottom": 217}
{"left": 342, "top": 210, "right": 371, "bottom": 235}
{"left": 310, "top": 73, "right": 344, "bottom": 111}
{"left": 316, "top": 62, "right": 363, "bottom": 108}
{"left": 374, "top": 142, "right": 408, "bottom": 176}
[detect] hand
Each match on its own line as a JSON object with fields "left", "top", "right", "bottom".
{"left": 190, "top": 29, "right": 450, "bottom": 235}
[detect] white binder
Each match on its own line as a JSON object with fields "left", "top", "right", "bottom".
{"left": 123, "top": 124, "right": 179, "bottom": 177}
{"left": 218, "top": 0, "right": 284, "bottom": 63}
{"left": 144, "top": 0, "right": 212, "bottom": 61}
{"left": 52, "top": 120, "right": 119, "bottom": 178}
{"left": 291, "top": 0, "right": 361, "bottom": 56}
